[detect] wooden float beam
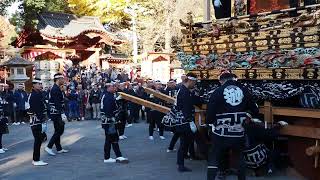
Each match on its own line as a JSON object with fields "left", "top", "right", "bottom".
{"left": 144, "top": 87, "right": 176, "bottom": 104}
{"left": 143, "top": 87, "right": 204, "bottom": 111}
{"left": 272, "top": 107, "right": 320, "bottom": 119}
{"left": 280, "top": 125, "right": 320, "bottom": 139}
{"left": 119, "top": 92, "right": 170, "bottom": 114}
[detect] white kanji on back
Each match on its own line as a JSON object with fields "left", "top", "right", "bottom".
{"left": 223, "top": 85, "right": 244, "bottom": 106}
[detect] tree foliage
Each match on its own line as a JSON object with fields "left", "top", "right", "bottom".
{"left": 68, "top": 0, "right": 145, "bottom": 28}
{"left": 0, "top": 15, "right": 17, "bottom": 47}
{"left": 9, "top": 0, "right": 70, "bottom": 30}
{"left": 0, "top": 0, "right": 16, "bottom": 16}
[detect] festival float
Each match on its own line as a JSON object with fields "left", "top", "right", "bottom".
{"left": 120, "top": 3, "right": 320, "bottom": 180}
{"left": 176, "top": 3, "right": 320, "bottom": 180}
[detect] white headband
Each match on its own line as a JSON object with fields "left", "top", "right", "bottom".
{"left": 32, "top": 79, "right": 42, "bottom": 84}
{"left": 54, "top": 75, "right": 64, "bottom": 79}
{"left": 187, "top": 76, "right": 197, "bottom": 81}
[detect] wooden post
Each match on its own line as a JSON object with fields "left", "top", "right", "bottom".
{"left": 204, "top": 0, "right": 211, "bottom": 22}
{"left": 315, "top": 140, "right": 319, "bottom": 168}
{"left": 264, "top": 101, "right": 273, "bottom": 126}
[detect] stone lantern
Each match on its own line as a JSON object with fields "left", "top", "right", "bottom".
{"left": 0, "top": 56, "right": 33, "bottom": 89}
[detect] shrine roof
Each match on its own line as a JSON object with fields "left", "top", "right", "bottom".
{"left": 100, "top": 53, "right": 128, "bottom": 60}
{"left": 37, "top": 12, "right": 121, "bottom": 43}
{"left": 1, "top": 56, "right": 33, "bottom": 67}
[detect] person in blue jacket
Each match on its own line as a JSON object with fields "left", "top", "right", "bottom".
{"left": 68, "top": 87, "right": 80, "bottom": 121}
{"left": 13, "top": 84, "right": 28, "bottom": 125}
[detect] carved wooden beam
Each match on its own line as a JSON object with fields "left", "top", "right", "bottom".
{"left": 118, "top": 92, "right": 170, "bottom": 114}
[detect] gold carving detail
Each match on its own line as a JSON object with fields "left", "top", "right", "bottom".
{"left": 216, "top": 44, "right": 227, "bottom": 49}
{"left": 208, "top": 70, "right": 220, "bottom": 79}
{"left": 306, "top": 69, "right": 315, "bottom": 79}
{"left": 305, "top": 43, "right": 320, "bottom": 47}
{"left": 235, "top": 42, "right": 246, "bottom": 48}
{"left": 256, "top": 40, "right": 268, "bottom": 46}
{"left": 303, "top": 35, "right": 319, "bottom": 42}
{"left": 285, "top": 69, "right": 303, "bottom": 79}
{"left": 278, "top": 38, "right": 292, "bottom": 44}
{"left": 256, "top": 69, "right": 273, "bottom": 79}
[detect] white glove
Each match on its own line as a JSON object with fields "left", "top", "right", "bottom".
{"left": 61, "top": 113, "right": 67, "bottom": 122}
{"left": 142, "top": 106, "right": 145, "bottom": 111}
{"left": 41, "top": 123, "right": 47, "bottom": 133}
{"left": 189, "top": 121, "right": 198, "bottom": 133}
{"left": 116, "top": 95, "right": 123, "bottom": 100}
{"left": 252, "top": 118, "right": 262, "bottom": 123}
{"left": 214, "top": 0, "right": 222, "bottom": 7}
{"left": 149, "top": 94, "right": 154, "bottom": 98}
{"left": 209, "top": 124, "right": 215, "bottom": 132}
{"left": 278, "top": 121, "right": 288, "bottom": 126}
{"left": 13, "top": 103, "right": 17, "bottom": 108}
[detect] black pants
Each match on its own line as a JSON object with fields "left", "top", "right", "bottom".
{"left": 16, "top": 110, "right": 26, "bottom": 123}
{"left": 149, "top": 111, "right": 164, "bottom": 136}
{"left": 31, "top": 125, "right": 43, "bottom": 161}
{"left": 245, "top": 123, "right": 281, "bottom": 171}
{"left": 213, "top": 0, "right": 231, "bottom": 19}
{"left": 128, "top": 108, "right": 139, "bottom": 124}
{"left": 104, "top": 130, "right": 122, "bottom": 159}
{"left": 146, "top": 111, "right": 152, "bottom": 123}
{"left": 117, "top": 122, "right": 126, "bottom": 136}
{"left": 47, "top": 118, "right": 64, "bottom": 151}
{"left": 207, "top": 135, "right": 246, "bottom": 180}
{"left": 0, "top": 133, "right": 2, "bottom": 149}
{"left": 177, "top": 131, "right": 192, "bottom": 166}
{"left": 168, "top": 132, "right": 179, "bottom": 150}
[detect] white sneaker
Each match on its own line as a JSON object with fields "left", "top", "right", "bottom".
{"left": 116, "top": 157, "right": 129, "bottom": 163}
{"left": 0, "top": 149, "right": 5, "bottom": 154}
{"left": 167, "top": 149, "right": 176, "bottom": 153}
{"left": 32, "top": 160, "right": 48, "bottom": 166}
{"left": 122, "top": 135, "right": 128, "bottom": 139}
{"left": 126, "top": 124, "right": 133, "bottom": 128}
{"left": 149, "top": 136, "right": 154, "bottom": 140}
{"left": 12, "top": 122, "right": 17, "bottom": 125}
{"left": 160, "top": 136, "right": 166, "bottom": 140}
{"left": 119, "top": 136, "right": 125, "bottom": 140}
{"left": 104, "top": 158, "right": 116, "bottom": 163}
{"left": 45, "top": 147, "right": 56, "bottom": 156}
{"left": 57, "top": 149, "right": 69, "bottom": 154}
{"left": 21, "top": 122, "right": 26, "bottom": 124}
{"left": 16, "top": 122, "right": 21, "bottom": 125}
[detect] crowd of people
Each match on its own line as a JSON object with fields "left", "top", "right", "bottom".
{"left": 0, "top": 64, "right": 290, "bottom": 180}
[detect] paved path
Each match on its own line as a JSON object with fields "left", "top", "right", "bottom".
{"left": 0, "top": 121, "right": 302, "bottom": 180}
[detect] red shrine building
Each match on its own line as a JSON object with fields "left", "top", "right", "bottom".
{"left": 14, "top": 12, "right": 127, "bottom": 86}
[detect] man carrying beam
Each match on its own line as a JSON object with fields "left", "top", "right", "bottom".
{"left": 175, "top": 73, "right": 202, "bottom": 172}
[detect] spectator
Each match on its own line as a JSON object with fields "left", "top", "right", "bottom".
{"left": 13, "top": 84, "right": 28, "bottom": 125}
{"left": 3, "top": 85, "right": 14, "bottom": 123}
{"left": 68, "top": 87, "right": 80, "bottom": 121}
{"left": 89, "top": 84, "right": 101, "bottom": 120}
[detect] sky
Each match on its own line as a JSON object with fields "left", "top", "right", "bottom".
{"left": 5, "top": 0, "right": 22, "bottom": 19}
